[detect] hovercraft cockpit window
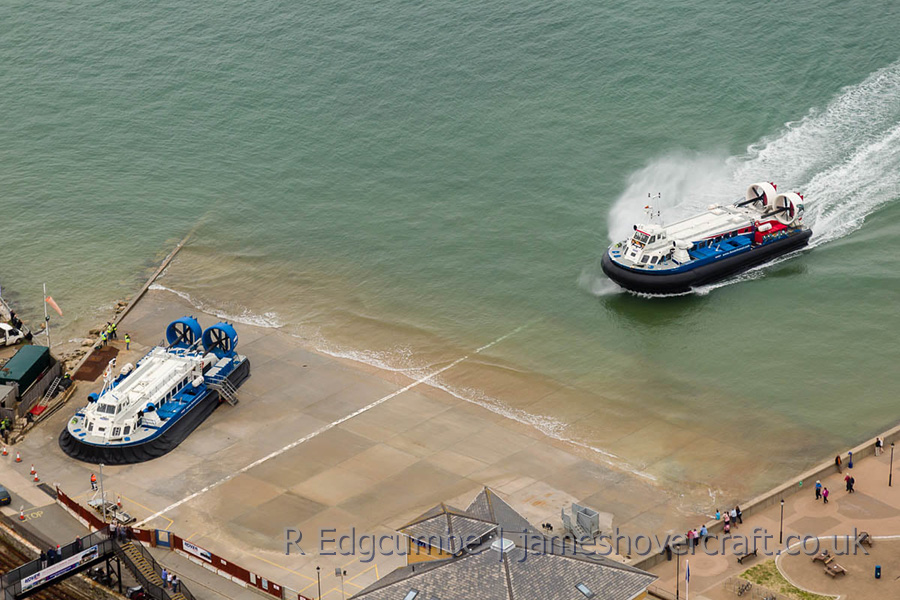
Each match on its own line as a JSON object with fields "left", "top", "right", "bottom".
{"left": 633, "top": 232, "right": 650, "bottom": 244}
{"left": 98, "top": 404, "right": 117, "bottom": 415}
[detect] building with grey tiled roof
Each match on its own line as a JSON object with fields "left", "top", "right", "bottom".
{"left": 352, "top": 487, "right": 656, "bottom": 600}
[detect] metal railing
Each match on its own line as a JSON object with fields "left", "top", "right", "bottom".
{"left": 114, "top": 540, "right": 195, "bottom": 600}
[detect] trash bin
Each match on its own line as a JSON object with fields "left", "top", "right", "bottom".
{"left": 875, "top": 565, "right": 881, "bottom": 579}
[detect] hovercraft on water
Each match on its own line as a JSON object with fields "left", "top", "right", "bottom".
{"left": 59, "top": 317, "right": 251, "bottom": 464}
{"left": 601, "top": 182, "right": 812, "bottom": 295}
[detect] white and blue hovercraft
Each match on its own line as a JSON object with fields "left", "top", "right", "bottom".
{"left": 59, "top": 317, "right": 251, "bottom": 464}
{"left": 601, "top": 182, "right": 812, "bottom": 295}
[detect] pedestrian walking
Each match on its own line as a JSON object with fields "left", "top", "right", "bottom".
{"left": 735, "top": 505, "right": 743, "bottom": 524}
{"left": 125, "top": 333, "right": 131, "bottom": 350}
{"left": 699, "top": 524, "right": 708, "bottom": 539}
{"left": 876, "top": 437, "right": 883, "bottom": 456}
{"left": 75, "top": 536, "right": 83, "bottom": 551}
{"left": 845, "top": 474, "right": 852, "bottom": 492}
{"left": 723, "top": 521, "right": 731, "bottom": 534}
{"left": 168, "top": 573, "right": 174, "bottom": 590}
{"left": 815, "top": 480, "right": 822, "bottom": 500}
{"left": 715, "top": 509, "right": 721, "bottom": 520}
{"left": 823, "top": 487, "right": 830, "bottom": 503}
{"left": 835, "top": 455, "right": 842, "bottom": 473}
{"left": 100, "top": 330, "right": 108, "bottom": 347}
{"left": 110, "top": 323, "right": 117, "bottom": 340}
{"left": 172, "top": 576, "right": 179, "bottom": 594}
{"left": 729, "top": 507, "right": 738, "bottom": 528}
{"left": 849, "top": 476, "right": 855, "bottom": 493}
{"left": 723, "top": 512, "right": 731, "bottom": 528}
{"left": 161, "top": 568, "right": 168, "bottom": 589}
{"left": 47, "top": 547, "right": 56, "bottom": 565}
{"left": 90, "top": 473, "right": 98, "bottom": 491}
{"left": 686, "top": 528, "right": 695, "bottom": 548}
{"left": 40, "top": 550, "right": 47, "bottom": 568}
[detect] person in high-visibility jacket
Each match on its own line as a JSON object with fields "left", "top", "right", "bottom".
{"left": 90, "top": 473, "right": 97, "bottom": 491}
{"left": 110, "top": 323, "right": 117, "bottom": 340}
{"left": 124, "top": 333, "right": 131, "bottom": 350}
{"left": 100, "top": 331, "right": 108, "bottom": 347}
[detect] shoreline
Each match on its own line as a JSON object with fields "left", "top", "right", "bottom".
{"left": 7, "top": 276, "right": 900, "bottom": 599}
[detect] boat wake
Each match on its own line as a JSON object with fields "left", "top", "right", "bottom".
{"left": 595, "top": 58, "right": 900, "bottom": 296}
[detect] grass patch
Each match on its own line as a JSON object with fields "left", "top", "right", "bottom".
{"left": 741, "top": 560, "right": 833, "bottom": 600}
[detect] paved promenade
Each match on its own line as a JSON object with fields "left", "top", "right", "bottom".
{"left": 648, "top": 445, "right": 900, "bottom": 599}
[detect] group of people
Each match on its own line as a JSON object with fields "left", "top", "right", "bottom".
{"left": 99, "top": 322, "right": 131, "bottom": 350}
{"left": 39, "top": 537, "right": 86, "bottom": 568}
{"left": 814, "top": 480, "right": 830, "bottom": 502}
{"left": 685, "top": 506, "right": 743, "bottom": 546}
{"left": 814, "top": 472, "right": 858, "bottom": 503}
{"left": 160, "top": 567, "right": 181, "bottom": 593}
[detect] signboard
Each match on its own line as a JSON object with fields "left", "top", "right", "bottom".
{"left": 182, "top": 540, "right": 213, "bottom": 563}
{"left": 21, "top": 545, "right": 100, "bottom": 592}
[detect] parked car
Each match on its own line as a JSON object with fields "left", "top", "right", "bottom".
{"left": 0, "top": 485, "right": 12, "bottom": 506}
{"left": 0, "top": 323, "right": 26, "bottom": 347}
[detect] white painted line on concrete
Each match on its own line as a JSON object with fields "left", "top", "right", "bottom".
{"left": 137, "top": 324, "right": 529, "bottom": 527}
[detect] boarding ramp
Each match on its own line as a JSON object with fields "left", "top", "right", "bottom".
{"left": 206, "top": 374, "right": 240, "bottom": 406}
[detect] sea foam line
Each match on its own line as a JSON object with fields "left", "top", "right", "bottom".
{"left": 136, "top": 323, "right": 528, "bottom": 527}
{"left": 148, "top": 283, "right": 284, "bottom": 329}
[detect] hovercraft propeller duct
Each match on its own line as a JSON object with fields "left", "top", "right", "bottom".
{"left": 771, "top": 193, "right": 804, "bottom": 225}
{"left": 202, "top": 323, "right": 239, "bottom": 358}
{"left": 166, "top": 317, "right": 202, "bottom": 349}
{"left": 740, "top": 182, "right": 778, "bottom": 208}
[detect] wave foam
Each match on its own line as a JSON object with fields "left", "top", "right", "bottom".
{"left": 148, "top": 283, "right": 284, "bottom": 328}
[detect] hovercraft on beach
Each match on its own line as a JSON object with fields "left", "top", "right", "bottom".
{"left": 601, "top": 182, "right": 812, "bottom": 295}
{"left": 59, "top": 317, "right": 250, "bottom": 464}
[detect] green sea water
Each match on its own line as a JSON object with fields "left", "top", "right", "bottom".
{"left": 3, "top": 0, "right": 900, "bottom": 501}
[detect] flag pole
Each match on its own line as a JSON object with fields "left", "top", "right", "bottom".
{"left": 686, "top": 559, "right": 690, "bottom": 600}
{"left": 42, "top": 283, "right": 51, "bottom": 349}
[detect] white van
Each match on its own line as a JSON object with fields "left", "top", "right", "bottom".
{"left": 0, "top": 323, "right": 25, "bottom": 347}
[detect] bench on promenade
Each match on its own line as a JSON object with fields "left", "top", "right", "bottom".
{"left": 824, "top": 563, "right": 847, "bottom": 577}
{"left": 813, "top": 550, "right": 833, "bottom": 565}
{"left": 736, "top": 548, "right": 758, "bottom": 564}
{"left": 857, "top": 531, "right": 873, "bottom": 547}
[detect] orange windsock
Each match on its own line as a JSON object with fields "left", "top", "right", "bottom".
{"left": 45, "top": 296, "right": 63, "bottom": 316}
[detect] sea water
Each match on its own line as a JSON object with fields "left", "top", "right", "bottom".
{"left": 2, "top": 0, "right": 900, "bottom": 507}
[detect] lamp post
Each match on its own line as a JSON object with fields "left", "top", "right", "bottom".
{"left": 99, "top": 463, "right": 107, "bottom": 523}
{"left": 779, "top": 499, "right": 785, "bottom": 545}
{"left": 316, "top": 566, "right": 321, "bottom": 600}
{"left": 888, "top": 442, "right": 894, "bottom": 487}
{"left": 675, "top": 546, "right": 680, "bottom": 600}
